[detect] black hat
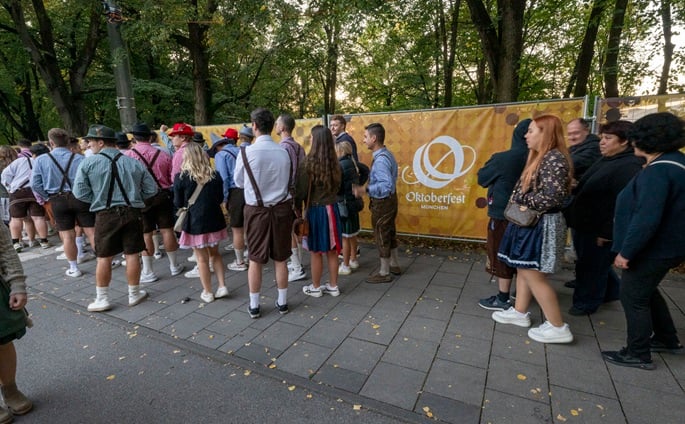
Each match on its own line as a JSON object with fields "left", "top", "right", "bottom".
{"left": 115, "top": 132, "right": 130, "bottom": 148}
{"left": 83, "top": 124, "right": 117, "bottom": 140}
{"left": 192, "top": 131, "right": 205, "bottom": 144}
{"left": 208, "top": 138, "right": 231, "bottom": 158}
{"left": 130, "top": 122, "right": 154, "bottom": 137}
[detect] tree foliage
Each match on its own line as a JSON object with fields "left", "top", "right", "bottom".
{"left": 0, "top": 0, "right": 682, "bottom": 143}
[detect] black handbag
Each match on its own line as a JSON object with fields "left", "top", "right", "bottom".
{"left": 504, "top": 200, "right": 541, "bottom": 227}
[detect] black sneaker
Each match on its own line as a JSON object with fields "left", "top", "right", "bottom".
{"left": 602, "top": 348, "right": 656, "bottom": 370}
{"left": 275, "top": 300, "right": 289, "bottom": 315}
{"left": 248, "top": 306, "right": 261, "bottom": 319}
{"left": 478, "top": 295, "right": 512, "bottom": 311}
{"left": 650, "top": 338, "right": 685, "bottom": 355}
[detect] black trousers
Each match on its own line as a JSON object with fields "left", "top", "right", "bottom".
{"left": 572, "top": 231, "right": 620, "bottom": 312}
{"left": 620, "top": 255, "right": 685, "bottom": 359}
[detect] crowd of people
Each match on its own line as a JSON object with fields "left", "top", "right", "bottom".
{"left": 1, "top": 108, "right": 684, "bottom": 422}
{"left": 0, "top": 107, "right": 401, "bottom": 317}
{"left": 477, "top": 111, "right": 685, "bottom": 371}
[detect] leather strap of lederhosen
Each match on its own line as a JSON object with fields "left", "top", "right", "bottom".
{"left": 130, "top": 148, "right": 163, "bottom": 190}
{"left": 46, "top": 152, "right": 76, "bottom": 193}
{"left": 240, "top": 146, "right": 292, "bottom": 208}
{"left": 99, "top": 152, "right": 131, "bottom": 208}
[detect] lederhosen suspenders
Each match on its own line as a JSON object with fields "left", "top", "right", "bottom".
{"left": 99, "top": 152, "right": 131, "bottom": 208}
{"left": 46, "top": 152, "right": 76, "bottom": 194}
{"left": 240, "top": 147, "right": 292, "bottom": 208}
{"left": 130, "top": 148, "right": 163, "bottom": 190}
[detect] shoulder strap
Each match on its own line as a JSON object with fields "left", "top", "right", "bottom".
{"left": 46, "top": 152, "right": 76, "bottom": 192}
{"left": 650, "top": 160, "right": 685, "bottom": 171}
{"left": 240, "top": 146, "right": 264, "bottom": 207}
{"left": 100, "top": 152, "right": 131, "bottom": 208}
{"left": 187, "top": 180, "right": 205, "bottom": 208}
{"left": 131, "top": 148, "right": 163, "bottom": 189}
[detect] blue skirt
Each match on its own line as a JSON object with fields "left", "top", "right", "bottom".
{"left": 497, "top": 213, "right": 567, "bottom": 273}
{"left": 305, "top": 204, "right": 342, "bottom": 254}
{"left": 497, "top": 220, "right": 543, "bottom": 270}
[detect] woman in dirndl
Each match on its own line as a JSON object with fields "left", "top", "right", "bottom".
{"left": 173, "top": 142, "right": 228, "bottom": 303}
{"left": 296, "top": 125, "right": 342, "bottom": 298}
{"left": 493, "top": 114, "right": 574, "bottom": 344}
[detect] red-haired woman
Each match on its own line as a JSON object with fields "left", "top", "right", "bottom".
{"left": 492, "top": 114, "right": 574, "bottom": 344}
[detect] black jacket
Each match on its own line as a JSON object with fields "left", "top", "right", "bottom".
{"left": 569, "top": 134, "right": 601, "bottom": 181}
{"left": 566, "top": 148, "right": 644, "bottom": 239}
{"left": 173, "top": 172, "right": 226, "bottom": 235}
{"left": 477, "top": 119, "right": 530, "bottom": 219}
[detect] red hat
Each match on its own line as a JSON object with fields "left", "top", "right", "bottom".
{"left": 168, "top": 123, "right": 194, "bottom": 137}
{"left": 223, "top": 128, "right": 238, "bottom": 140}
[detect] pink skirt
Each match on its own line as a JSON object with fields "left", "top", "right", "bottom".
{"left": 179, "top": 228, "right": 228, "bottom": 249}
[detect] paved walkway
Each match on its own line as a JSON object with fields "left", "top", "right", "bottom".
{"left": 19, "top": 239, "right": 685, "bottom": 423}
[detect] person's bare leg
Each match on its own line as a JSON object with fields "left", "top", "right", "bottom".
{"left": 310, "top": 252, "right": 323, "bottom": 288}
{"left": 519, "top": 269, "right": 564, "bottom": 326}
{"left": 209, "top": 245, "right": 225, "bottom": 289}
{"left": 327, "top": 250, "right": 339, "bottom": 288}
{"left": 30, "top": 216, "right": 48, "bottom": 239}
{"left": 513, "top": 270, "right": 532, "bottom": 313}
{"left": 194, "top": 247, "right": 212, "bottom": 294}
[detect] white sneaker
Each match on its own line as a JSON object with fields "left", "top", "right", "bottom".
{"left": 111, "top": 259, "right": 122, "bottom": 269}
{"left": 170, "top": 264, "right": 185, "bottom": 276}
{"left": 215, "top": 286, "right": 229, "bottom": 299}
{"left": 54, "top": 244, "right": 65, "bottom": 252}
{"left": 287, "top": 261, "right": 298, "bottom": 271}
{"left": 322, "top": 283, "right": 340, "bottom": 297}
{"left": 528, "top": 321, "right": 573, "bottom": 343}
{"left": 184, "top": 265, "right": 200, "bottom": 278}
{"left": 227, "top": 260, "right": 247, "bottom": 272}
{"left": 188, "top": 254, "right": 197, "bottom": 262}
{"left": 26, "top": 240, "right": 39, "bottom": 248}
{"left": 140, "top": 272, "right": 159, "bottom": 283}
{"left": 65, "top": 268, "right": 82, "bottom": 278}
{"left": 224, "top": 243, "right": 234, "bottom": 251}
{"left": 200, "top": 291, "right": 214, "bottom": 303}
{"left": 87, "top": 298, "right": 111, "bottom": 312}
{"left": 492, "top": 307, "right": 532, "bottom": 328}
{"left": 349, "top": 259, "right": 360, "bottom": 270}
{"left": 288, "top": 267, "right": 307, "bottom": 282}
{"left": 77, "top": 252, "right": 96, "bottom": 264}
{"left": 302, "top": 284, "right": 322, "bottom": 298}
{"left": 56, "top": 253, "right": 67, "bottom": 260}
{"left": 153, "top": 251, "right": 163, "bottom": 260}
{"left": 128, "top": 290, "right": 148, "bottom": 306}
{"left": 338, "top": 264, "right": 351, "bottom": 275}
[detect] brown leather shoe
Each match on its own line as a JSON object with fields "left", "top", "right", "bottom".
{"left": 0, "top": 406, "right": 12, "bottom": 424}
{"left": 366, "top": 273, "right": 392, "bottom": 284}
{"left": 1, "top": 383, "right": 32, "bottom": 415}
{"left": 389, "top": 265, "right": 402, "bottom": 275}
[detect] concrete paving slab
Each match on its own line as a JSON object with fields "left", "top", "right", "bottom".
{"left": 415, "top": 391, "right": 481, "bottom": 424}
{"left": 381, "top": 335, "right": 439, "bottom": 372}
{"left": 360, "top": 362, "right": 425, "bottom": 410}
{"left": 275, "top": 341, "right": 333, "bottom": 378}
{"left": 424, "top": 358, "right": 487, "bottom": 406}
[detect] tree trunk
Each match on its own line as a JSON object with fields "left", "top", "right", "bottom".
{"left": 437, "top": 0, "right": 461, "bottom": 107}
{"left": 603, "top": 0, "right": 628, "bottom": 97}
{"left": 658, "top": 0, "right": 674, "bottom": 94}
{"left": 2, "top": 0, "right": 101, "bottom": 135}
{"left": 466, "top": 0, "right": 525, "bottom": 103}
{"left": 564, "top": 0, "right": 609, "bottom": 98}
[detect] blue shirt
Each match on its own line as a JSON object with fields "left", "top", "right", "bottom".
{"left": 214, "top": 144, "right": 240, "bottom": 200}
{"left": 367, "top": 147, "right": 398, "bottom": 199}
{"left": 31, "top": 147, "right": 84, "bottom": 199}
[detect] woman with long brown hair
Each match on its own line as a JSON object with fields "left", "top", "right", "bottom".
{"left": 492, "top": 114, "right": 574, "bottom": 344}
{"left": 295, "top": 125, "right": 342, "bottom": 298}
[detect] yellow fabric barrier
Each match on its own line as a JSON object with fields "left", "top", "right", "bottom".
{"left": 194, "top": 100, "right": 586, "bottom": 240}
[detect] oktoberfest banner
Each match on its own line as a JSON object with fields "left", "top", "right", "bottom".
{"left": 341, "top": 99, "right": 586, "bottom": 240}
{"left": 594, "top": 93, "right": 685, "bottom": 124}
{"left": 195, "top": 100, "right": 585, "bottom": 240}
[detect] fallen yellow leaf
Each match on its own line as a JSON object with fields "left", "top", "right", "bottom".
{"left": 288, "top": 385, "right": 296, "bottom": 391}
{"left": 372, "top": 324, "right": 380, "bottom": 329}
{"left": 244, "top": 370, "right": 251, "bottom": 376}
{"left": 269, "top": 363, "right": 277, "bottom": 369}
{"left": 306, "top": 394, "right": 313, "bottom": 399}
{"left": 557, "top": 414, "right": 567, "bottom": 422}
{"left": 106, "top": 375, "right": 116, "bottom": 380}
{"left": 570, "top": 410, "right": 579, "bottom": 416}
{"left": 517, "top": 374, "right": 527, "bottom": 381}
{"left": 353, "top": 404, "right": 362, "bottom": 411}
